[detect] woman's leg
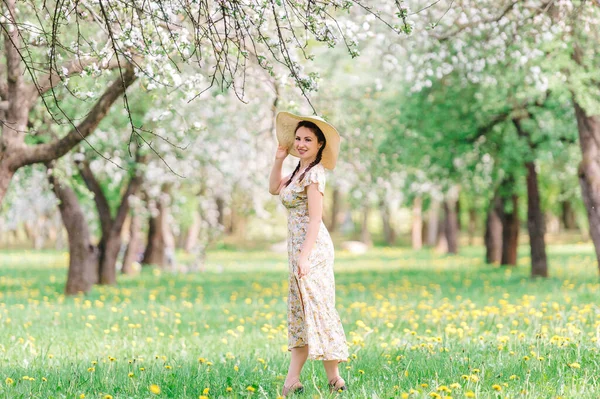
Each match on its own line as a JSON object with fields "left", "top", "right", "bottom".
{"left": 323, "top": 360, "right": 345, "bottom": 389}
{"left": 285, "top": 345, "right": 309, "bottom": 386}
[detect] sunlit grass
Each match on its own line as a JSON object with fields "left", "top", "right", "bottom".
{"left": 1, "top": 245, "right": 599, "bottom": 398}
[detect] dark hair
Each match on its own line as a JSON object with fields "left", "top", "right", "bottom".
{"left": 284, "top": 121, "right": 326, "bottom": 187}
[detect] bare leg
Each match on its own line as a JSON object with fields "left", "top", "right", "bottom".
{"left": 323, "top": 360, "right": 346, "bottom": 391}
{"left": 285, "top": 345, "right": 309, "bottom": 386}
{"left": 323, "top": 360, "right": 340, "bottom": 382}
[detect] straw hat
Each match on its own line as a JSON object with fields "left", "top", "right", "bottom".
{"left": 276, "top": 111, "right": 341, "bottom": 170}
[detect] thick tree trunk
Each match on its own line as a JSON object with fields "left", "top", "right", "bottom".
{"left": 560, "top": 200, "right": 577, "bottom": 230}
{"left": 501, "top": 194, "right": 519, "bottom": 266}
{"left": 574, "top": 101, "right": 600, "bottom": 271}
{"left": 122, "top": 212, "right": 142, "bottom": 275}
{"left": 49, "top": 173, "right": 97, "bottom": 295}
{"left": 78, "top": 159, "right": 144, "bottom": 284}
{"left": 526, "top": 161, "right": 548, "bottom": 277}
{"left": 485, "top": 195, "right": 503, "bottom": 264}
{"left": 143, "top": 211, "right": 164, "bottom": 266}
{"left": 142, "top": 187, "right": 175, "bottom": 268}
{"left": 435, "top": 213, "right": 448, "bottom": 253}
{"left": 426, "top": 199, "right": 440, "bottom": 246}
{"left": 380, "top": 200, "right": 396, "bottom": 246}
{"left": 329, "top": 187, "right": 341, "bottom": 232}
{"left": 360, "top": 205, "right": 372, "bottom": 246}
{"left": 412, "top": 197, "right": 423, "bottom": 250}
{"left": 444, "top": 199, "right": 459, "bottom": 254}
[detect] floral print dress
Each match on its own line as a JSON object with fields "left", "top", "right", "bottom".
{"left": 279, "top": 164, "right": 349, "bottom": 362}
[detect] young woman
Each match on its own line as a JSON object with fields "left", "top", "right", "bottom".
{"left": 269, "top": 112, "right": 349, "bottom": 397}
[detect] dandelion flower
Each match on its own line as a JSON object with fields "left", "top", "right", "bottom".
{"left": 150, "top": 384, "right": 161, "bottom": 394}
{"left": 568, "top": 362, "right": 581, "bottom": 369}
{"left": 492, "top": 384, "right": 502, "bottom": 391}
{"left": 246, "top": 386, "right": 256, "bottom": 392}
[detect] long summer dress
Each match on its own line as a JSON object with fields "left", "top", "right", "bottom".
{"left": 279, "top": 163, "right": 349, "bottom": 362}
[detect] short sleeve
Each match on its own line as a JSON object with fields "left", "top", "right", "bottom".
{"left": 297, "top": 165, "right": 326, "bottom": 195}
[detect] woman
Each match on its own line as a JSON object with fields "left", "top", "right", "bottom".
{"left": 269, "top": 111, "right": 349, "bottom": 397}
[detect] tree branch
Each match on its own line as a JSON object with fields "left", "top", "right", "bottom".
{"left": 430, "top": 0, "right": 519, "bottom": 42}
{"left": 25, "top": 56, "right": 122, "bottom": 104}
{"left": 18, "top": 64, "right": 137, "bottom": 167}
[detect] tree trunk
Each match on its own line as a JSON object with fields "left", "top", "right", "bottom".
{"left": 78, "top": 158, "right": 144, "bottom": 284}
{"left": 49, "top": 172, "right": 97, "bottom": 295}
{"left": 380, "top": 200, "right": 396, "bottom": 246}
{"left": 122, "top": 212, "right": 142, "bottom": 275}
{"left": 435, "top": 213, "right": 448, "bottom": 253}
{"left": 485, "top": 195, "right": 503, "bottom": 264}
{"left": 426, "top": 199, "right": 440, "bottom": 246}
{"left": 329, "top": 187, "right": 341, "bottom": 232}
{"left": 444, "top": 198, "right": 459, "bottom": 254}
{"left": 143, "top": 211, "right": 164, "bottom": 266}
{"left": 360, "top": 205, "right": 372, "bottom": 246}
{"left": 501, "top": 194, "right": 519, "bottom": 266}
{"left": 574, "top": 101, "right": 600, "bottom": 271}
{"left": 560, "top": 200, "right": 577, "bottom": 230}
{"left": 525, "top": 161, "right": 548, "bottom": 277}
{"left": 468, "top": 207, "right": 477, "bottom": 246}
{"left": 142, "top": 187, "right": 174, "bottom": 268}
{"left": 215, "top": 196, "right": 225, "bottom": 226}
{"left": 185, "top": 211, "right": 201, "bottom": 252}
{"left": 412, "top": 197, "right": 423, "bottom": 250}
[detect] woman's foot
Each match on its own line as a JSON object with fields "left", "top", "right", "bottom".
{"left": 328, "top": 376, "right": 347, "bottom": 394}
{"left": 282, "top": 379, "right": 304, "bottom": 397}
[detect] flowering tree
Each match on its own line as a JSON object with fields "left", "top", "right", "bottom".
{"left": 0, "top": 0, "right": 413, "bottom": 207}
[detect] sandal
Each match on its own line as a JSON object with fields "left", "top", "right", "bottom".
{"left": 328, "top": 376, "right": 347, "bottom": 394}
{"left": 282, "top": 379, "right": 304, "bottom": 397}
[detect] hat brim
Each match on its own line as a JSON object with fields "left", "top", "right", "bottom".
{"left": 276, "top": 111, "right": 341, "bottom": 170}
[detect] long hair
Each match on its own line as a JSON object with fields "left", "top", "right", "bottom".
{"left": 284, "top": 121, "right": 326, "bottom": 187}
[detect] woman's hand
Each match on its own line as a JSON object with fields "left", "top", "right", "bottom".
{"left": 297, "top": 255, "right": 310, "bottom": 279}
{"left": 276, "top": 145, "right": 289, "bottom": 160}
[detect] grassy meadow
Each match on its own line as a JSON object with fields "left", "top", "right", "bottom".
{"left": 1, "top": 245, "right": 600, "bottom": 399}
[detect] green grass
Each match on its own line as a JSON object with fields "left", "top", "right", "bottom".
{"left": 1, "top": 245, "right": 599, "bottom": 398}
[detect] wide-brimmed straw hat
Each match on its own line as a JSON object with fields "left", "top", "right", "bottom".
{"left": 276, "top": 111, "right": 341, "bottom": 170}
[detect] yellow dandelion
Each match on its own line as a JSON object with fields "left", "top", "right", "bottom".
{"left": 450, "top": 383, "right": 460, "bottom": 389}
{"left": 149, "top": 384, "right": 161, "bottom": 394}
{"left": 87, "top": 367, "right": 95, "bottom": 372}
{"left": 79, "top": 395, "right": 85, "bottom": 399}
{"left": 140, "top": 367, "right": 145, "bottom": 371}
{"left": 429, "top": 393, "right": 441, "bottom": 398}
{"left": 492, "top": 384, "right": 502, "bottom": 391}
{"left": 359, "top": 370, "right": 365, "bottom": 374}
{"left": 226, "top": 387, "right": 233, "bottom": 392}
{"left": 401, "top": 394, "right": 409, "bottom": 399}
{"left": 465, "top": 391, "right": 476, "bottom": 398}
{"left": 421, "top": 383, "right": 429, "bottom": 388}
{"left": 509, "top": 375, "right": 517, "bottom": 380}
{"left": 104, "top": 395, "right": 113, "bottom": 399}
{"left": 203, "top": 388, "right": 210, "bottom": 395}
{"left": 128, "top": 372, "right": 134, "bottom": 378}
{"left": 568, "top": 362, "right": 581, "bottom": 369}
{"left": 42, "top": 377, "right": 47, "bottom": 382}
{"left": 5, "top": 377, "right": 14, "bottom": 385}
{"left": 199, "top": 396, "right": 209, "bottom": 399}
{"left": 246, "top": 386, "right": 256, "bottom": 392}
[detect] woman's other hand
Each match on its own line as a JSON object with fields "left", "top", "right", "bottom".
{"left": 276, "top": 145, "right": 289, "bottom": 160}
{"left": 297, "top": 255, "right": 310, "bottom": 279}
